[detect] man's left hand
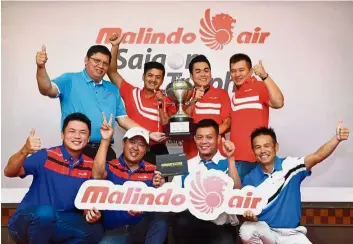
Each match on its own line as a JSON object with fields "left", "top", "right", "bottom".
{"left": 150, "top": 132, "right": 167, "bottom": 142}
{"left": 253, "top": 60, "right": 267, "bottom": 79}
{"left": 222, "top": 138, "right": 235, "bottom": 158}
{"left": 336, "top": 120, "right": 349, "bottom": 142}
{"left": 84, "top": 207, "right": 101, "bottom": 224}
{"left": 127, "top": 210, "right": 144, "bottom": 216}
{"left": 153, "top": 171, "right": 165, "bottom": 188}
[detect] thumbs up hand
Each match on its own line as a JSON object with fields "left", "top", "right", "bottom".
{"left": 222, "top": 137, "right": 235, "bottom": 158}
{"left": 24, "top": 128, "right": 41, "bottom": 154}
{"left": 253, "top": 60, "right": 267, "bottom": 79}
{"left": 36, "top": 45, "right": 48, "bottom": 68}
{"left": 336, "top": 120, "right": 349, "bottom": 142}
{"left": 194, "top": 85, "right": 205, "bottom": 101}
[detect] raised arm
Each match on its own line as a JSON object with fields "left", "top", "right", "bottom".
{"left": 222, "top": 138, "right": 241, "bottom": 189}
{"left": 304, "top": 120, "right": 349, "bottom": 170}
{"left": 253, "top": 60, "right": 284, "bottom": 109}
{"left": 36, "top": 45, "right": 59, "bottom": 98}
{"left": 92, "top": 113, "right": 114, "bottom": 179}
{"left": 4, "top": 129, "right": 41, "bottom": 177}
{"left": 107, "top": 33, "right": 125, "bottom": 88}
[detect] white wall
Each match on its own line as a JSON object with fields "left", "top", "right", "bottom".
{"left": 2, "top": 1, "right": 353, "bottom": 201}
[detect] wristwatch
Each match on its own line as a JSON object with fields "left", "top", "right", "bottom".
{"left": 261, "top": 73, "right": 269, "bottom": 81}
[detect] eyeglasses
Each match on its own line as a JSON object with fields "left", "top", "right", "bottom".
{"left": 89, "top": 57, "right": 109, "bottom": 68}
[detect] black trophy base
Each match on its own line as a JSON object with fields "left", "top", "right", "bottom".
{"left": 164, "top": 117, "right": 195, "bottom": 140}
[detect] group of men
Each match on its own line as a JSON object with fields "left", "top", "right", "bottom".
{"left": 4, "top": 32, "right": 349, "bottom": 244}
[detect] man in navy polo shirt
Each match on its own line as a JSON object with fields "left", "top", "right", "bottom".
{"left": 239, "top": 123, "right": 349, "bottom": 244}
{"left": 4, "top": 113, "right": 104, "bottom": 244}
{"left": 92, "top": 114, "right": 167, "bottom": 244}
{"left": 35, "top": 45, "right": 166, "bottom": 161}
{"left": 171, "top": 119, "right": 241, "bottom": 244}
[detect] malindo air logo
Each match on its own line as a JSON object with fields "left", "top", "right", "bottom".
{"left": 199, "top": 8, "right": 271, "bottom": 50}
{"left": 95, "top": 8, "right": 270, "bottom": 49}
{"left": 189, "top": 171, "right": 228, "bottom": 214}
{"left": 199, "top": 9, "right": 236, "bottom": 50}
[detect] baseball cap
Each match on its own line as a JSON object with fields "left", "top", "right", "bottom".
{"left": 123, "top": 127, "right": 150, "bottom": 144}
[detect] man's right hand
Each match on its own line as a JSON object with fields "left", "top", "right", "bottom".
{"left": 36, "top": 45, "right": 48, "bottom": 68}
{"left": 100, "top": 113, "right": 114, "bottom": 142}
{"left": 109, "top": 33, "right": 124, "bottom": 46}
{"left": 23, "top": 128, "right": 41, "bottom": 154}
{"left": 194, "top": 86, "right": 205, "bottom": 101}
{"left": 243, "top": 210, "right": 258, "bottom": 222}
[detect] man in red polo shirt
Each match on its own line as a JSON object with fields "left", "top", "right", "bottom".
{"left": 182, "top": 55, "right": 231, "bottom": 159}
{"left": 229, "top": 53, "right": 284, "bottom": 179}
{"left": 107, "top": 33, "right": 170, "bottom": 164}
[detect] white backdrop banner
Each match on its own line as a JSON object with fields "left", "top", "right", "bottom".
{"left": 2, "top": 1, "right": 353, "bottom": 202}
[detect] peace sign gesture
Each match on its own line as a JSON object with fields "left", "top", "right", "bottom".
{"left": 100, "top": 112, "right": 114, "bottom": 141}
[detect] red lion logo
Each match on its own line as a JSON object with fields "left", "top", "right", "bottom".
{"left": 189, "top": 171, "right": 227, "bottom": 214}
{"left": 200, "top": 9, "right": 236, "bottom": 50}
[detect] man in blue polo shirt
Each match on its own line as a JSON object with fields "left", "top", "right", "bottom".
{"left": 171, "top": 119, "right": 241, "bottom": 244}
{"left": 4, "top": 113, "right": 104, "bottom": 244}
{"left": 35, "top": 45, "right": 166, "bottom": 161}
{"left": 239, "top": 122, "right": 349, "bottom": 244}
{"left": 92, "top": 114, "right": 167, "bottom": 244}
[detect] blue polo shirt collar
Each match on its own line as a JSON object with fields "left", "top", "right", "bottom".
{"left": 82, "top": 69, "right": 103, "bottom": 86}
{"left": 118, "top": 154, "right": 146, "bottom": 170}
{"left": 198, "top": 150, "right": 223, "bottom": 165}
{"left": 59, "top": 144, "right": 84, "bottom": 167}
{"left": 258, "top": 156, "right": 283, "bottom": 176}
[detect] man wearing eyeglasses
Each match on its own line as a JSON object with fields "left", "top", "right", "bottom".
{"left": 36, "top": 45, "right": 166, "bottom": 161}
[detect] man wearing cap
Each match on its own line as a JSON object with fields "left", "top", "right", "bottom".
{"left": 92, "top": 114, "right": 167, "bottom": 244}
{"left": 36, "top": 44, "right": 166, "bottom": 162}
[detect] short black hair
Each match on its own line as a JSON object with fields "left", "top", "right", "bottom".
{"left": 62, "top": 113, "right": 91, "bottom": 135}
{"left": 229, "top": 53, "right": 252, "bottom": 70}
{"left": 250, "top": 127, "right": 277, "bottom": 147}
{"left": 86, "top": 45, "right": 112, "bottom": 63}
{"left": 144, "top": 61, "right": 165, "bottom": 78}
{"left": 195, "top": 119, "right": 219, "bottom": 135}
{"left": 188, "top": 55, "right": 211, "bottom": 74}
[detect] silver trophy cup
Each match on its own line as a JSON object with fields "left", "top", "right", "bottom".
{"left": 165, "top": 79, "right": 194, "bottom": 137}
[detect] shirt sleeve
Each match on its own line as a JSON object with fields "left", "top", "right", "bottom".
{"left": 241, "top": 174, "right": 252, "bottom": 188}
{"left": 165, "top": 96, "right": 178, "bottom": 116}
{"left": 292, "top": 157, "right": 312, "bottom": 182}
{"left": 120, "top": 79, "right": 134, "bottom": 100}
{"left": 51, "top": 73, "right": 72, "bottom": 100}
{"left": 22, "top": 149, "right": 47, "bottom": 178}
{"left": 115, "top": 87, "right": 127, "bottom": 118}
{"left": 258, "top": 82, "right": 270, "bottom": 105}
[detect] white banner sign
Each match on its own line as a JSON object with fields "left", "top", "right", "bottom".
{"left": 75, "top": 167, "right": 267, "bottom": 221}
